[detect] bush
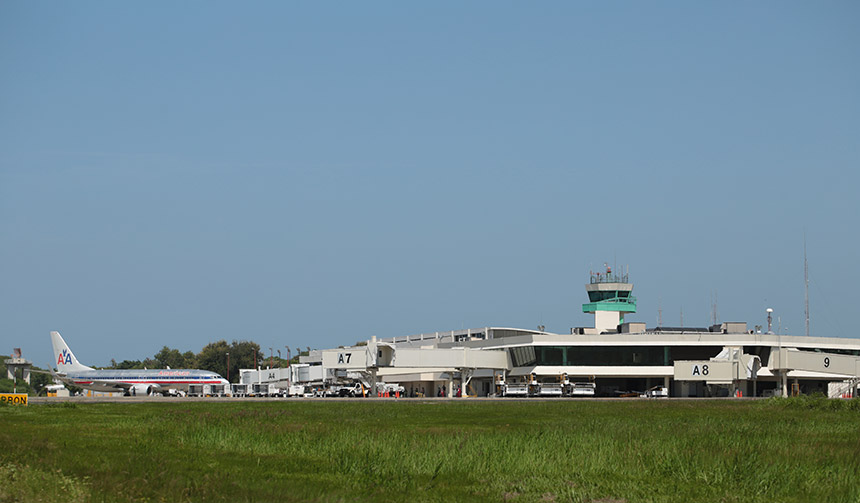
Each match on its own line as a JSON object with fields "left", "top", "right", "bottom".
{"left": 761, "top": 394, "right": 860, "bottom": 411}
{"left": 0, "top": 464, "right": 88, "bottom": 502}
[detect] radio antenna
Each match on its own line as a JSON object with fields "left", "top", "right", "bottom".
{"left": 804, "top": 235, "right": 810, "bottom": 337}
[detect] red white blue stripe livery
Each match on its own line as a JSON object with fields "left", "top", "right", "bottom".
{"left": 50, "top": 331, "right": 228, "bottom": 395}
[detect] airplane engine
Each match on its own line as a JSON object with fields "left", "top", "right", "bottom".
{"left": 127, "top": 383, "right": 161, "bottom": 396}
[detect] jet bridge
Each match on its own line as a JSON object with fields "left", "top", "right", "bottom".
{"left": 673, "top": 346, "right": 761, "bottom": 396}
{"left": 321, "top": 337, "right": 511, "bottom": 395}
{"left": 769, "top": 348, "right": 860, "bottom": 397}
{"left": 675, "top": 346, "right": 860, "bottom": 397}
{"left": 769, "top": 348, "right": 860, "bottom": 376}
{"left": 674, "top": 347, "right": 761, "bottom": 383}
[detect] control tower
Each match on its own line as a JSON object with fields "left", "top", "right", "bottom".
{"left": 582, "top": 265, "right": 636, "bottom": 333}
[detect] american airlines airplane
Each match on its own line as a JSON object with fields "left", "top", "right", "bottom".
{"left": 50, "top": 331, "right": 229, "bottom": 396}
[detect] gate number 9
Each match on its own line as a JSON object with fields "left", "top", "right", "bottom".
{"left": 824, "top": 357, "right": 830, "bottom": 368}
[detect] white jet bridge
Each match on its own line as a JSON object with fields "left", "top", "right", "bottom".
{"left": 675, "top": 345, "right": 860, "bottom": 397}
{"left": 673, "top": 346, "right": 761, "bottom": 396}
{"left": 769, "top": 348, "right": 860, "bottom": 397}
{"left": 321, "top": 336, "right": 511, "bottom": 395}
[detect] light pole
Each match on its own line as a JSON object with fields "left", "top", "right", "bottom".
{"left": 226, "top": 352, "right": 230, "bottom": 383}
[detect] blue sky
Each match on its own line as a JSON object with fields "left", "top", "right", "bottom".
{"left": 2, "top": 3, "right": 858, "bottom": 367}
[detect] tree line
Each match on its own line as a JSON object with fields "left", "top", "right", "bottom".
{"left": 106, "top": 340, "right": 308, "bottom": 383}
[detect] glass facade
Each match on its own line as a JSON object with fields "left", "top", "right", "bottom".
{"left": 509, "top": 345, "right": 724, "bottom": 367}
{"left": 587, "top": 290, "right": 632, "bottom": 302}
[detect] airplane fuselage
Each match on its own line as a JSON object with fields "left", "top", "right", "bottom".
{"left": 50, "top": 331, "right": 230, "bottom": 395}
{"left": 62, "top": 369, "right": 227, "bottom": 393}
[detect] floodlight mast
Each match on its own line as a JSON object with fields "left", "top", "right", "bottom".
{"left": 767, "top": 307, "right": 787, "bottom": 397}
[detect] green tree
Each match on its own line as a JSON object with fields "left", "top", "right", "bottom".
{"left": 197, "top": 340, "right": 261, "bottom": 383}
{"left": 197, "top": 340, "right": 230, "bottom": 379}
{"left": 114, "top": 359, "right": 143, "bottom": 369}
{"left": 0, "top": 376, "right": 14, "bottom": 394}
{"left": 182, "top": 351, "right": 198, "bottom": 369}
{"left": 289, "top": 349, "right": 312, "bottom": 365}
{"left": 154, "top": 347, "right": 179, "bottom": 368}
{"left": 154, "top": 346, "right": 198, "bottom": 369}
{"left": 29, "top": 367, "right": 52, "bottom": 395}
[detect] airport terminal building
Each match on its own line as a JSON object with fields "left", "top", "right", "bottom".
{"left": 278, "top": 269, "right": 860, "bottom": 398}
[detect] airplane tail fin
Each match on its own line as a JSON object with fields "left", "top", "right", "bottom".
{"left": 50, "top": 331, "right": 94, "bottom": 372}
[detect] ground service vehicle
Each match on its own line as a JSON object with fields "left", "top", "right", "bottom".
{"left": 337, "top": 383, "right": 368, "bottom": 397}
{"left": 570, "top": 382, "right": 596, "bottom": 397}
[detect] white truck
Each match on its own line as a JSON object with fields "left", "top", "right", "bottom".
{"left": 538, "top": 382, "right": 564, "bottom": 397}
{"left": 503, "top": 383, "right": 530, "bottom": 397}
{"left": 286, "top": 385, "right": 316, "bottom": 397}
{"left": 336, "top": 383, "right": 369, "bottom": 397}
{"left": 570, "top": 382, "right": 596, "bottom": 397}
{"left": 249, "top": 383, "right": 274, "bottom": 397}
{"left": 641, "top": 386, "right": 668, "bottom": 398}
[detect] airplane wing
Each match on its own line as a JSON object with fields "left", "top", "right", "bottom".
{"left": 101, "top": 381, "right": 132, "bottom": 390}
{"left": 29, "top": 368, "right": 56, "bottom": 376}
{"left": 29, "top": 367, "right": 67, "bottom": 380}
{"left": 36, "top": 368, "right": 129, "bottom": 391}
{"left": 30, "top": 368, "right": 76, "bottom": 387}
{"left": 63, "top": 377, "right": 131, "bottom": 391}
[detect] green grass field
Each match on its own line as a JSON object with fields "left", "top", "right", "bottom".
{"left": 1, "top": 398, "right": 859, "bottom": 502}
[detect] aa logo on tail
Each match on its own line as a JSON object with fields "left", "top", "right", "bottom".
{"left": 57, "top": 349, "right": 72, "bottom": 365}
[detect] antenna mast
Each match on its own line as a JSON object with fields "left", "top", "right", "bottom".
{"left": 711, "top": 291, "right": 719, "bottom": 326}
{"left": 804, "top": 238, "right": 809, "bottom": 337}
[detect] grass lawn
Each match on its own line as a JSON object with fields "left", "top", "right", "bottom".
{"left": 1, "top": 397, "right": 859, "bottom": 502}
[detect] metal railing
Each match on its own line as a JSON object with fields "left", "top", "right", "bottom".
{"left": 589, "top": 272, "right": 629, "bottom": 284}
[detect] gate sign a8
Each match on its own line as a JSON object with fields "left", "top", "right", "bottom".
{"left": 673, "top": 360, "right": 735, "bottom": 382}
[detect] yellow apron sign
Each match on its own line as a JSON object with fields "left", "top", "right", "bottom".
{"left": 0, "top": 393, "right": 28, "bottom": 406}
